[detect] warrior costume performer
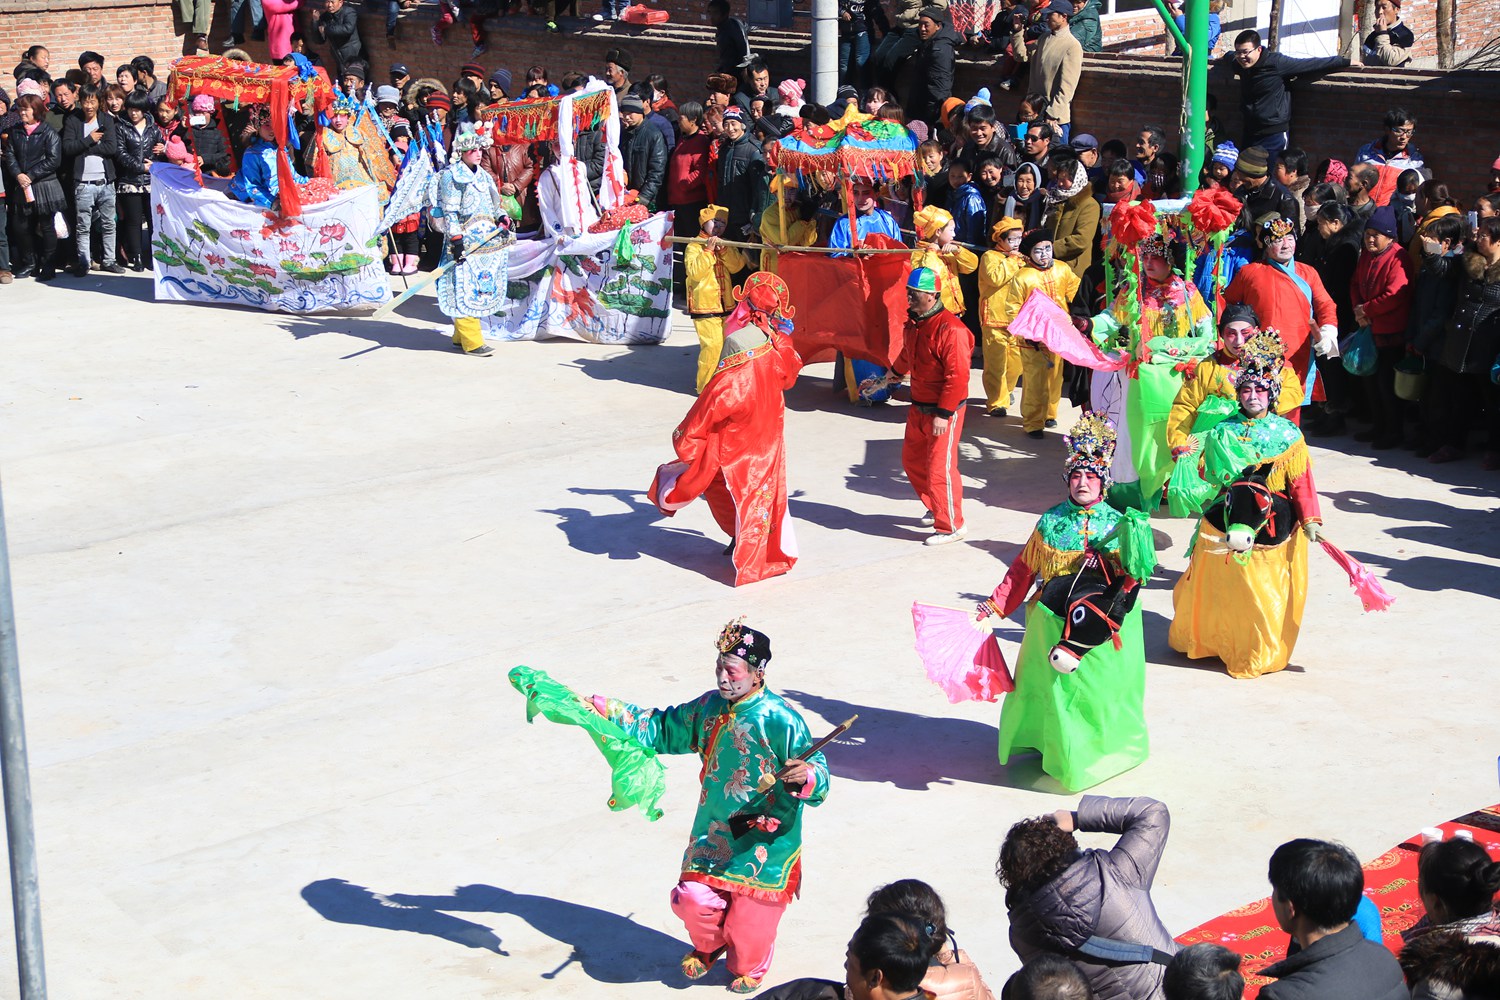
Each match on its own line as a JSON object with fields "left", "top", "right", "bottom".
{"left": 593, "top": 619, "right": 830, "bottom": 995}
{"left": 434, "top": 126, "right": 512, "bottom": 356}
{"left": 977, "top": 413, "right": 1157, "bottom": 791}
{"left": 1088, "top": 231, "right": 1217, "bottom": 511}
{"left": 319, "top": 90, "right": 398, "bottom": 202}
{"left": 649, "top": 272, "right": 801, "bottom": 586}
{"left": 1169, "top": 329, "right": 1325, "bottom": 679}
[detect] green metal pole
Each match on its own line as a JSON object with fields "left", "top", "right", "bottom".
{"left": 1147, "top": 0, "right": 1193, "bottom": 55}
{"left": 1181, "top": 0, "right": 1210, "bottom": 194}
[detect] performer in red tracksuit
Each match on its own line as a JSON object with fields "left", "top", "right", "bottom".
{"left": 891, "top": 266, "right": 975, "bottom": 546}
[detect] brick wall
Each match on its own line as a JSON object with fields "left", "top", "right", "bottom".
{"left": 0, "top": 0, "right": 188, "bottom": 77}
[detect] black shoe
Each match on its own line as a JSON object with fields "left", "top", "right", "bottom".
{"left": 70, "top": 262, "right": 89, "bottom": 278}
{"left": 1027, "top": 429, "right": 1045, "bottom": 439}
{"left": 36, "top": 268, "right": 55, "bottom": 282}
{"left": 1044, "top": 418, "right": 1057, "bottom": 428}
{"left": 131, "top": 257, "right": 147, "bottom": 273}
{"left": 986, "top": 406, "right": 1006, "bottom": 417}
{"left": 103, "top": 262, "right": 125, "bottom": 274}
{"left": 13, "top": 265, "right": 34, "bottom": 279}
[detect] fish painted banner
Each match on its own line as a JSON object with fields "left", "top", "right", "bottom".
{"left": 478, "top": 211, "right": 674, "bottom": 345}
{"left": 150, "top": 163, "right": 391, "bottom": 313}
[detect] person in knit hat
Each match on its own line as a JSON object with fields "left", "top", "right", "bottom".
{"left": 911, "top": 204, "right": 978, "bottom": 318}
{"left": 1206, "top": 140, "right": 1239, "bottom": 188}
{"left": 978, "top": 216, "right": 1027, "bottom": 416}
{"left": 1231, "top": 144, "right": 1300, "bottom": 231}
{"left": 685, "top": 205, "right": 749, "bottom": 392}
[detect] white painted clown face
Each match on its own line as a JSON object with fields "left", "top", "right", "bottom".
{"left": 715, "top": 653, "right": 762, "bottom": 701}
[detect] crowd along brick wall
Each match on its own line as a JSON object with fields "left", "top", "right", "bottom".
{"left": 4, "top": 1, "right": 1496, "bottom": 192}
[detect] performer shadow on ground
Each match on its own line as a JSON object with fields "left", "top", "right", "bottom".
{"left": 1326, "top": 489, "right": 1500, "bottom": 562}
{"left": 568, "top": 346, "right": 699, "bottom": 396}
{"left": 277, "top": 315, "right": 468, "bottom": 354}
{"left": 300, "top": 879, "right": 691, "bottom": 987}
{"left": 787, "top": 492, "right": 932, "bottom": 540}
{"left": 541, "top": 487, "right": 732, "bottom": 584}
{"left": 781, "top": 688, "right": 1072, "bottom": 794}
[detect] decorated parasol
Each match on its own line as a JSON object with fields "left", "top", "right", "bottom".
{"left": 766, "top": 106, "right": 917, "bottom": 184}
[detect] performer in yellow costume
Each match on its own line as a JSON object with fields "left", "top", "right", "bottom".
{"left": 1166, "top": 303, "right": 1304, "bottom": 454}
{"left": 1169, "top": 330, "right": 1324, "bottom": 679}
{"left": 686, "top": 205, "right": 749, "bottom": 393}
{"left": 977, "top": 216, "right": 1025, "bottom": 417}
{"left": 992, "top": 230, "right": 1081, "bottom": 437}
{"left": 910, "top": 205, "right": 978, "bottom": 318}
{"left": 757, "top": 179, "right": 817, "bottom": 275}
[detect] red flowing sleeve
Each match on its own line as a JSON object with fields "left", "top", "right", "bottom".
{"left": 663, "top": 394, "right": 726, "bottom": 506}
{"left": 1288, "top": 466, "right": 1322, "bottom": 525}
{"left": 770, "top": 330, "right": 802, "bottom": 390}
{"left": 989, "top": 555, "right": 1036, "bottom": 618}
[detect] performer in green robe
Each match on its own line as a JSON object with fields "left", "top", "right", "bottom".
{"left": 977, "top": 413, "right": 1156, "bottom": 791}
{"left": 1088, "top": 232, "right": 1217, "bottom": 511}
{"left": 592, "top": 618, "right": 829, "bottom": 995}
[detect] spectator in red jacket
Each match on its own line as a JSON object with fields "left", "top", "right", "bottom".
{"left": 667, "top": 100, "right": 714, "bottom": 277}
{"left": 1351, "top": 204, "right": 1414, "bottom": 449}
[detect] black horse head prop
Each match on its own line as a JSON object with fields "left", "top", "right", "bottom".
{"left": 1038, "top": 553, "right": 1142, "bottom": 674}
{"left": 1205, "top": 466, "right": 1294, "bottom": 553}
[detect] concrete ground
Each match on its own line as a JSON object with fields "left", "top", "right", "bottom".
{"left": 1, "top": 271, "right": 1497, "bottom": 998}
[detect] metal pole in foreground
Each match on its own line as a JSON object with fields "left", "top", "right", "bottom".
{"left": 0, "top": 480, "right": 46, "bottom": 1000}
{"left": 1181, "top": 0, "right": 1210, "bottom": 195}
{"left": 810, "top": 0, "right": 839, "bottom": 107}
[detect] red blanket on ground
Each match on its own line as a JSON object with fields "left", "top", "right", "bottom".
{"left": 1175, "top": 803, "right": 1500, "bottom": 997}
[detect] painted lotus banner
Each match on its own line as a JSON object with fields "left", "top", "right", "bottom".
{"left": 149, "top": 163, "right": 391, "bottom": 313}
{"left": 478, "top": 211, "right": 674, "bottom": 345}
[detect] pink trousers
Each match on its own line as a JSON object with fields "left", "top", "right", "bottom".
{"left": 669, "top": 880, "right": 788, "bottom": 981}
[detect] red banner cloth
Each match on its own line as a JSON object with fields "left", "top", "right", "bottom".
{"left": 779, "top": 234, "right": 912, "bottom": 368}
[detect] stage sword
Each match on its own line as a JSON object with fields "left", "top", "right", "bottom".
{"left": 756, "top": 715, "right": 857, "bottom": 792}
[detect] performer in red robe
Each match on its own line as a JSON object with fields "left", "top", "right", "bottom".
{"left": 649, "top": 272, "right": 801, "bottom": 586}
{"left": 1221, "top": 215, "right": 1340, "bottom": 412}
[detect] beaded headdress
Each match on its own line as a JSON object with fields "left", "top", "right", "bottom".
{"left": 1063, "top": 412, "right": 1118, "bottom": 486}
{"left": 329, "top": 88, "right": 359, "bottom": 115}
{"left": 716, "top": 616, "right": 772, "bottom": 668}
{"left": 1235, "top": 328, "right": 1287, "bottom": 406}
{"left": 1138, "top": 232, "right": 1172, "bottom": 260}
{"left": 1258, "top": 215, "right": 1296, "bottom": 245}
{"left": 451, "top": 126, "right": 493, "bottom": 153}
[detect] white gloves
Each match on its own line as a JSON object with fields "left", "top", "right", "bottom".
{"left": 1313, "top": 325, "right": 1341, "bottom": 359}
{"left": 1303, "top": 522, "right": 1324, "bottom": 543}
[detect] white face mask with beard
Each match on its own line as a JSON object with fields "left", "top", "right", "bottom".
{"left": 1029, "top": 243, "right": 1054, "bottom": 268}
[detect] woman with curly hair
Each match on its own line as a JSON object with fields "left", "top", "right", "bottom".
{"left": 998, "top": 797, "right": 1177, "bottom": 1000}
